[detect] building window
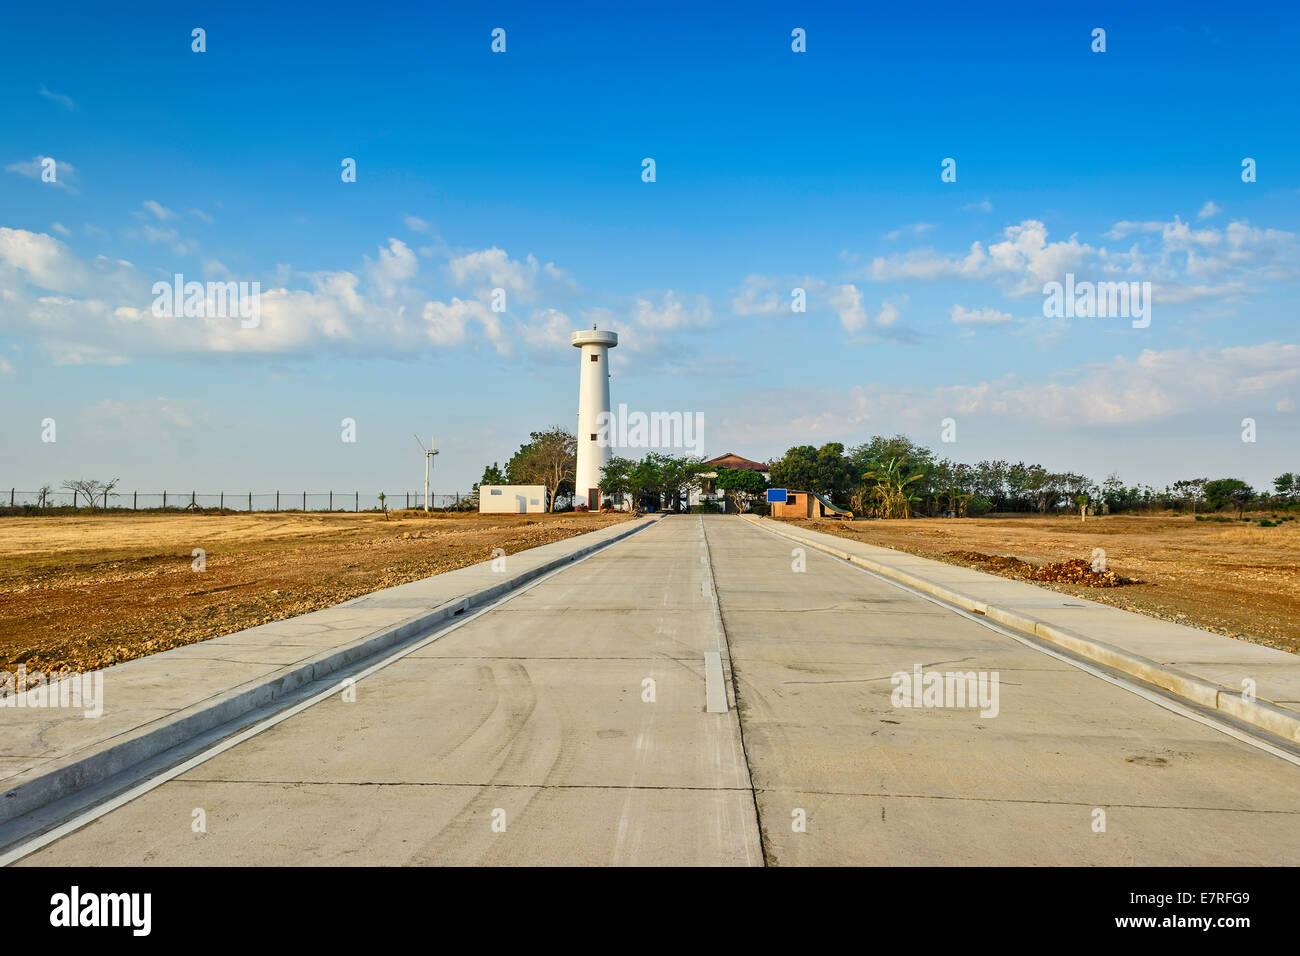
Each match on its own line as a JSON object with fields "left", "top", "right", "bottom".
{"left": 590, "top": 433, "right": 597, "bottom": 441}
{"left": 489, "top": 489, "right": 502, "bottom": 495}
{"left": 590, "top": 354, "right": 598, "bottom": 362}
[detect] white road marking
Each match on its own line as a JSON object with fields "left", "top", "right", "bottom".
{"left": 705, "top": 651, "right": 728, "bottom": 714}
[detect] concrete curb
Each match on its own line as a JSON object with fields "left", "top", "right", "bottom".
{"left": 744, "top": 515, "right": 1300, "bottom": 746}
{"left": 0, "top": 517, "right": 657, "bottom": 828}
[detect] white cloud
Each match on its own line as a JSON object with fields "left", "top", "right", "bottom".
{"left": 633, "top": 290, "right": 710, "bottom": 331}
{"left": 736, "top": 343, "right": 1300, "bottom": 443}
{"left": 518, "top": 308, "right": 574, "bottom": 351}
{"left": 367, "top": 238, "right": 418, "bottom": 297}
{"left": 0, "top": 226, "right": 529, "bottom": 362}
{"left": 883, "top": 223, "right": 934, "bottom": 241}
{"left": 984, "top": 220, "right": 1093, "bottom": 293}
{"left": 1198, "top": 201, "right": 1221, "bottom": 220}
{"left": 404, "top": 215, "right": 433, "bottom": 233}
{"left": 863, "top": 214, "right": 1297, "bottom": 312}
{"left": 39, "top": 86, "right": 77, "bottom": 111}
{"left": 831, "top": 285, "right": 902, "bottom": 333}
{"left": 141, "top": 200, "right": 175, "bottom": 221}
{"left": 868, "top": 221, "right": 1092, "bottom": 291}
{"left": 50, "top": 222, "right": 70, "bottom": 237}
{"left": 447, "top": 247, "right": 573, "bottom": 304}
{"left": 930, "top": 344, "right": 1300, "bottom": 426}
{"left": 202, "top": 258, "right": 232, "bottom": 279}
{"left": 732, "top": 274, "right": 824, "bottom": 317}
{"left": 4, "top": 155, "right": 77, "bottom": 191}
{"left": 130, "top": 223, "right": 198, "bottom": 257}
{"left": 831, "top": 284, "right": 868, "bottom": 332}
{"left": 0, "top": 227, "right": 94, "bottom": 292}
{"left": 81, "top": 397, "right": 197, "bottom": 441}
{"left": 950, "top": 305, "right": 1013, "bottom": 325}
{"left": 421, "top": 296, "right": 508, "bottom": 352}
{"left": 732, "top": 274, "right": 784, "bottom": 316}
{"left": 963, "top": 199, "right": 993, "bottom": 213}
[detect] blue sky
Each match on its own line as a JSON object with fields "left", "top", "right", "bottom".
{"left": 2, "top": 0, "right": 1298, "bottom": 496}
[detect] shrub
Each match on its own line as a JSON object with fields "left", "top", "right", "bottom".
{"left": 967, "top": 495, "right": 994, "bottom": 517}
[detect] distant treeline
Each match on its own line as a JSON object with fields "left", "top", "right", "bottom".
{"left": 767, "top": 435, "right": 1296, "bottom": 518}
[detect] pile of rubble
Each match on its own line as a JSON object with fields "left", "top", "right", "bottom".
{"left": 945, "top": 551, "right": 1137, "bottom": 587}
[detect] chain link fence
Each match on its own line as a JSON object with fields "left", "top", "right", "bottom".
{"left": 0, "top": 488, "right": 475, "bottom": 513}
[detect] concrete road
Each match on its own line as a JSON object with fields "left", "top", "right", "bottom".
{"left": 17, "top": 516, "right": 1300, "bottom": 865}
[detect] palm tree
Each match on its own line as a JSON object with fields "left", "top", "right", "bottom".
{"left": 862, "top": 457, "right": 925, "bottom": 519}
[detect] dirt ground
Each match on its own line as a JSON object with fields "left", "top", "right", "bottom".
{"left": 780, "top": 513, "right": 1300, "bottom": 654}
{"left": 0, "top": 510, "right": 632, "bottom": 676}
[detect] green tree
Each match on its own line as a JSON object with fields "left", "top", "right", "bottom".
{"left": 1204, "top": 478, "right": 1254, "bottom": 517}
{"left": 862, "top": 456, "right": 925, "bottom": 518}
{"left": 1274, "top": 472, "right": 1296, "bottom": 504}
{"left": 655, "top": 454, "right": 706, "bottom": 512}
{"left": 1172, "top": 477, "right": 1208, "bottom": 513}
{"left": 715, "top": 467, "right": 767, "bottom": 514}
{"left": 600, "top": 453, "right": 703, "bottom": 511}
{"left": 769, "top": 443, "right": 851, "bottom": 500}
{"left": 767, "top": 445, "right": 821, "bottom": 493}
{"left": 506, "top": 427, "right": 577, "bottom": 511}
{"left": 598, "top": 456, "right": 636, "bottom": 504}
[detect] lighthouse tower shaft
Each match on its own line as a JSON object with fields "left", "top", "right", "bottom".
{"left": 572, "top": 328, "right": 618, "bottom": 510}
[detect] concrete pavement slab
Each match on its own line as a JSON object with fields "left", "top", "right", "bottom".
{"left": 0, "top": 517, "right": 655, "bottom": 827}
{"left": 746, "top": 516, "right": 1300, "bottom": 735}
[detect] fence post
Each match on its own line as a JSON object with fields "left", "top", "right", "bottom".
{"left": 73, "top": 490, "right": 77, "bottom": 508}
{"left": 220, "top": 492, "right": 224, "bottom": 510}
{"left": 248, "top": 492, "right": 252, "bottom": 512}
{"left": 163, "top": 491, "right": 167, "bottom": 508}
{"left": 191, "top": 491, "right": 196, "bottom": 509}
{"left": 133, "top": 491, "right": 137, "bottom": 510}
{"left": 9, "top": 489, "right": 12, "bottom": 507}
{"left": 329, "top": 491, "right": 333, "bottom": 511}
{"left": 276, "top": 491, "right": 279, "bottom": 512}
{"left": 355, "top": 491, "right": 358, "bottom": 512}
{"left": 302, "top": 491, "right": 306, "bottom": 511}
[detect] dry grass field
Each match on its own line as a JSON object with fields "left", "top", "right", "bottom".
{"left": 781, "top": 512, "right": 1300, "bottom": 654}
{"left": 0, "top": 510, "right": 632, "bottom": 676}
{"left": 5, "top": 509, "right": 1296, "bottom": 680}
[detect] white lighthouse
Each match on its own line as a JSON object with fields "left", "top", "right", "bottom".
{"left": 572, "top": 326, "right": 618, "bottom": 510}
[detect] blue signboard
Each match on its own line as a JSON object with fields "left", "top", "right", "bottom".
{"left": 767, "top": 488, "right": 788, "bottom": 503}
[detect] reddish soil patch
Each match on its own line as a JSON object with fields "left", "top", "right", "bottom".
{"left": 0, "top": 510, "right": 632, "bottom": 675}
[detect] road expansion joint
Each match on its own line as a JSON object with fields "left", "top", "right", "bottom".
{"left": 750, "top": 787, "right": 1300, "bottom": 813}
{"left": 173, "top": 779, "right": 757, "bottom": 792}
{"left": 699, "top": 516, "right": 770, "bottom": 866}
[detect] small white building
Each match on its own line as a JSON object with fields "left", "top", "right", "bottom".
{"left": 479, "top": 484, "right": 549, "bottom": 514}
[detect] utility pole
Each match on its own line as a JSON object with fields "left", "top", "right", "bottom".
{"left": 415, "top": 435, "right": 439, "bottom": 513}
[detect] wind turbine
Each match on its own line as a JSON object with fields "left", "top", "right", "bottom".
{"left": 414, "top": 435, "right": 439, "bottom": 512}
